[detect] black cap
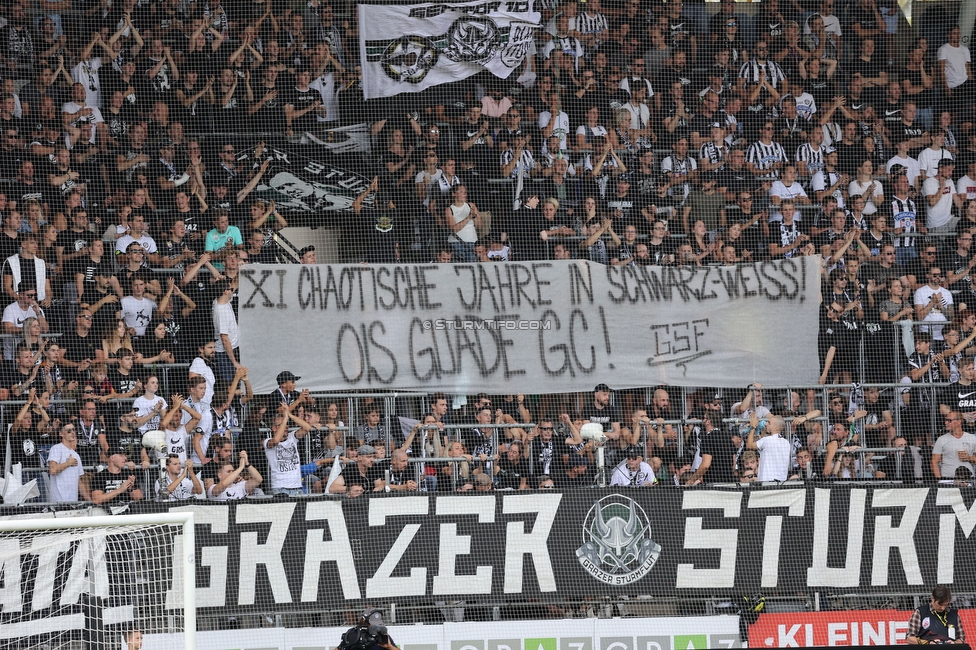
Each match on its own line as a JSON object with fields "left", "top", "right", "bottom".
{"left": 277, "top": 370, "right": 301, "bottom": 384}
{"left": 594, "top": 383, "right": 611, "bottom": 392}
{"left": 938, "top": 158, "right": 956, "bottom": 168}
{"left": 617, "top": 173, "right": 632, "bottom": 182}
{"left": 299, "top": 245, "right": 315, "bottom": 257}
{"left": 625, "top": 446, "right": 642, "bottom": 459}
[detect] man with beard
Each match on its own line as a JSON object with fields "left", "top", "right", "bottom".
{"left": 646, "top": 387, "right": 678, "bottom": 456}
{"left": 581, "top": 383, "right": 621, "bottom": 442}
{"left": 188, "top": 340, "right": 216, "bottom": 405}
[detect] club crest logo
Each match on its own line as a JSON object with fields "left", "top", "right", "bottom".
{"left": 576, "top": 495, "right": 661, "bottom": 585}
{"left": 379, "top": 36, "right": 439, "bottom": 84}
{"left": 444, "top": 17, "right": 499, "bottom": 64}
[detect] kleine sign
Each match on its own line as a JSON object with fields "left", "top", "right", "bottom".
{"left": 749, "top": 610, "right": 976, "bottom": 647}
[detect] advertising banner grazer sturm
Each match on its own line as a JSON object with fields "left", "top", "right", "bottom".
{"left": 359, "top": 0, "right": 541, "bottom": 100}
{"left": 238, "top": 258, "right": 821, "bottom": 395}
{"left": 6, "top": 486, "right": 976, "bottom": 618}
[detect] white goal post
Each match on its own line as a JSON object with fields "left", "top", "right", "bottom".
{"left": 0, "top": 512, "right": 195, "bottom": 650}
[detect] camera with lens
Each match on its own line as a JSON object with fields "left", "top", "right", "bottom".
{"left": 338, "top": 608, "right": 391, "bottom": 650}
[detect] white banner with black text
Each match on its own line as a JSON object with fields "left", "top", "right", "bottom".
{"left": 238, "top": 259, "right": 821, "bottom": 394}
{"left": 359, "top": 0, "right": 541, "bottom": 100}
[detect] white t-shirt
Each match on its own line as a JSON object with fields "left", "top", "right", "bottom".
{"left": 309, "top": 72, "right": 338, "bottom": 123}
{"left": 887, "top": 155, "right": 921, "bottom": 189}
{"left": 263, "top": 428, "right": 303, "bottom": 489}
{"left": 70, "top": 59, "right": 103, "bottom": 109}
{"left": 165, "top": 425, "right": 191, "bottom": 463}
{"left": 957, "top": 174, "right": 976, "bottom": 201}
{"left": 768, "top": 181, "right": 809, "bottom": 221}
{"left": 917, "top": 148, "right": 953, "bottom": 179}
{"left": 156, "top": 473, "right": 196, "bottom": 501}
{"left": 756, "top": 434, "right": 792, "bottom": 481}
{"left": 119, "top": 295, "right": 157, "bottom": 336}
{"left": 538, "top": 110, "right": 570, "bottom": 150}
{"left": 212, "top": 300, "right": 239, "bottom": 349}
{"left": 186, "top": 397, "right": 213, "bottom": 463}
{"left": 188, "top": 357, "right": 215, "bottom": 404}
{"left": 208, "top": 479, "right": 248, "bottom": 501}
{"left": 610, "top": 460, "right": 656, "bottom": 486}
{"left": 922, "top": 176, "right": 956, "bottom": 228}
{"left": 132, "top": 394, "right": 167, "bottom": 434}
{"left": 1, "top": 302, "right": 41, "bottom": 330}
{"left": 811, "top": 170, "right": 846, "bottom": 208}
{"left": 932, "top": 431, "right": 976, "bottom": 477}
{"left": 938, "top": 43, "right": 972, "bottom": 89}
{"left": 914, "top": 283, "right": 954, "bottom": 339}
{"left": 115, "top": 233, "right": 158, "bottom": 256}
{"left": 847, "top": 179, "right": 883, "bottom": 215}
{"left": 48, "top": 443, "right": 83, "bottom": 503}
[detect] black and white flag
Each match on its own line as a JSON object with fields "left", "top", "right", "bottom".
{"left": 359, "top": 0, "right": 540, "bottom": 100}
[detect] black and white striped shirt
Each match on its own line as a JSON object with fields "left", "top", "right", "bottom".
{"left": 795, "top": 143, "right": 826, "bottom": 176}
{"left": 737, "top": 59, "right": 787, "bottom": 89}
{"left": 746, "top": 140, "right": 788, "bottom": 176}
{"left": 577, "top": 11, "right": 610, "bottom": 38}
{"left": 699, "top": 140, "right": 729, "bottom": 169}
{"left": 890, "top": 196, "right": 919, "bottom": 249}
{"left": 500, "top": 148, "right": 537, "bottom": 179}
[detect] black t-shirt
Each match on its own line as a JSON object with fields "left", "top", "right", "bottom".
{"left": 496, "top": 456, "right": 529, "bottom": 489}
{"left": 340, "top": 463, "right": 382, "bottom": 492}
{"left": 580, "top": 402, "right": 621, "bottom": 434}
{"left": 173, "top": 209, "right": 207, "bottom": 251}
{"left": 109, "top": 368, "right": 142, "bottom": 395}
{"left": 104, "top": 426, "right": 143, "bottom": 456}
{"left": 0, "top": 360, "right": 32, "bottom": 391}
{"left": 75, "top": 418, "right": 104, "bottom": 467}
{"left": 55, "top": 228, "right": 91, "bottom": 259}
{"left": 71, "top": 255, "right": 113, "bottom": 293}
{"left": 528, "top": 435, "right": 578, "bottom": 477}
{"left": 249, "top": 82, "right": 285, "bottom": 130}
{"left": 0, "top": 231, "right": 20, "bottom": 261}
{"left": 10, "top": 181, "right": 46, "bottom": 208}
{"left": 2, "top": 253, "right": 37, "bottom": 291}
{"left": 89, "top": 467, "right": 139, "bottom": 500}
{"left": 699, "top": 428, "right": 736, "bottom": 483}
{"left": 767, "top": 220, "right": 809, "bottom": 258}
{"left": 939, "top": 381, "right": 976, "bottom": 431}
{"left": 60, "top": 330, "right": 100, "bottom": 364}
{"left": 159, "top": 236, "right": 192, "bottom": 270}
{"left": 7, "top": 426, "right": 46, "bottom": 468}
{"left": 151, "top": 159, "right": 181, "bottom": 206}
{"left": 282, "top": 85, "right": 320, "bottom": 133}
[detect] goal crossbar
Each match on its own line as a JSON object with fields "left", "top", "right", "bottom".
{"left": 0, "top": 512, "right": 195, "bottom": 650}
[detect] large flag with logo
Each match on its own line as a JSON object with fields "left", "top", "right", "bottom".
{"left": 359, "top": 0, "right": 541, "bottom": 100}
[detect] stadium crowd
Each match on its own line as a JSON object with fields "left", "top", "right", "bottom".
{"left": 1, "top": 0, "right": 976, "bottom": 502}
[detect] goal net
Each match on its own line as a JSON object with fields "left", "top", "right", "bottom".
{"left": 0, "top": 513, "right": 195, "bottom": 650}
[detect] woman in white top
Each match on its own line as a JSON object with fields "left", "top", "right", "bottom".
{"left": 156, "top": 455, "right": 203, "bottom": 501}
{"left": 575, "top": 105, "right": 609, "bottom": 154}
{"left": 444, "top": 184, "right": 482, "bottom": 262}
{"left": 132, "top": 375, "right": 167, "bottom": 434}
{"left": 847, "top": 159, "right": 884, "bottom": 215}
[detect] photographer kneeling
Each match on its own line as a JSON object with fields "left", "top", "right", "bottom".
{"left": 338, "top": 608, "right": 396, "bottom": 650}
